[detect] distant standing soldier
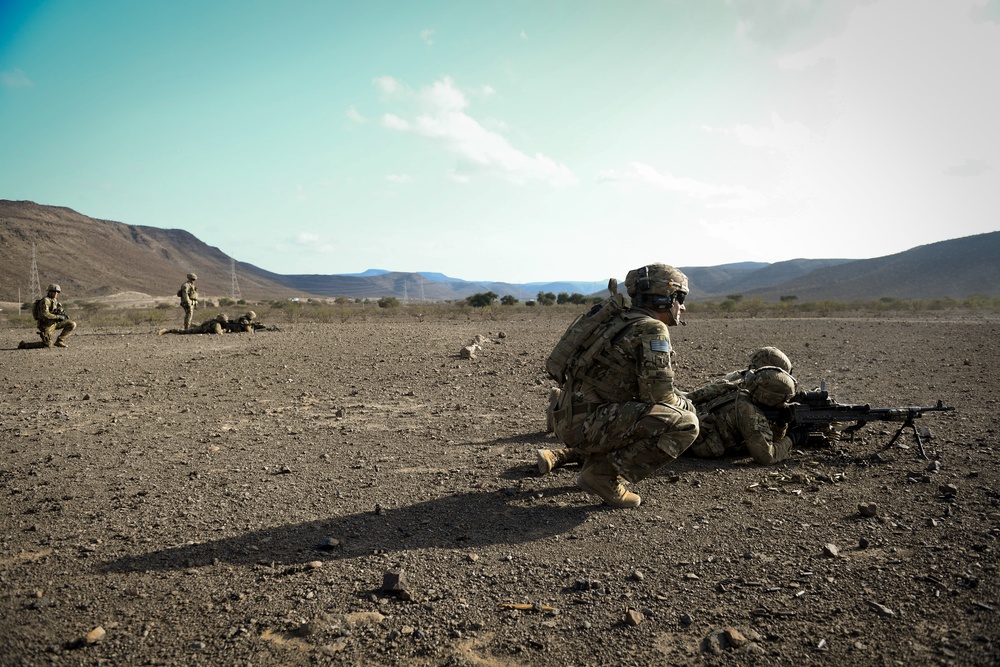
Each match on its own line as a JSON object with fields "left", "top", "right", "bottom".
{"left": 18, "top": 284, "right": 77, "bottom": 349}
{"left": 178, "top": 273, "right": 199, "bottom": 329}
{"left": 159, "top": 313, "right": 226, "bottom": 335}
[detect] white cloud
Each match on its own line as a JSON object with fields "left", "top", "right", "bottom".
{"left": 287, "top": 231, "right": 335, "bottom": 254}
{"left": 377, "top": 76, "right": 577, "bottom": 187}
{"left": 386, "top": 173, "right": 413, "bottom": 184}
{"left": 702, "top": 112, "right": 813, "bottom": 153}
{"left": 420, "top": 29, "right": 434, "bottom": 46}
{"left": 598, "top": 162, "right": 767, "bottom": 209}
{"left": 374, "top": 75, "right": 403, "bottom": 95}
{"left": 345, "top": 105, "right": 366, "bottom": 123}
{"left": 1, "top": 68, "right": 33, "bottom": 88}
{"left": 381, "top": 113, "right": 409, "bottom": 131}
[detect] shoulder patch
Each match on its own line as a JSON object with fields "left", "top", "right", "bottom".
{"left": 650, "top": 339, "right": 671, "bottom": 353}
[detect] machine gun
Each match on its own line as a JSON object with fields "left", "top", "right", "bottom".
{"left": 761, "top": 381, "right": 955, "bottom": 460}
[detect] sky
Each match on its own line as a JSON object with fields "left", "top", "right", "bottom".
{"left": 1, "top": 0, "right": 998, "bottom": 284}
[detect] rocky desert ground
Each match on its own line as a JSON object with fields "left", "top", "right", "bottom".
{"left": 1, "top": 311, "right": 997, "bottom": 666}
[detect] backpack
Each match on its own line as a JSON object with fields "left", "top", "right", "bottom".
{"left": 177, "top": 287, "right": 185, "bottom": 298}
{"left": 32, "top": 298, "right": 45, "bottom": 320}
{"left": 545, "top": 279, "right": 636, "bottom": 384}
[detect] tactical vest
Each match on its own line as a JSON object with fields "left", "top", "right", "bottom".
{"left": 546, "top": 279, "right": 643, "bottom": 385}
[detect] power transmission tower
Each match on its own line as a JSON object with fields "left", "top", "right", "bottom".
{"left": 230, "top": 259, "right": 241, "bottom": 301}
{"left": 28, "top": 242, "right": 42, "bottom": 301}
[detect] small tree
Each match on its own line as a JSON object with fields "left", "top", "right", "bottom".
{"left": 500, "top": 295, "right": 519, "bottom": 306}
{"left": 378, "top": 296, "right": 400, "bottom": 309}
{"left": 466, "top": 291, "right": 498, "bottom": 308}
{"left": 536, "top": 291, "right": 556, "bottom": 306}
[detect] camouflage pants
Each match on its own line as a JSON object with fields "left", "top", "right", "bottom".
{"left": 40, "top": 320, "right": 77, "bottom": 345}
{"left": 183, "top": 304, "right": 196, "bottom": 329}
{"left": 574, "top": 401, "right": 699, "bottom": 483}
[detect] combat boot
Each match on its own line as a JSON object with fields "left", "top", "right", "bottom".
{"left": 536, "top": 448, "right": 583, "bottom": 475}
{"left": 54, "top": 340, "right": 68, "bottom": 348}
{"left": 577, "top": 459, "right": 641, "bottom": 508}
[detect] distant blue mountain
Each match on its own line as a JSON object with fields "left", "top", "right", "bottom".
{"left": 338, "top": 269, "right": 465, "bottom": 283}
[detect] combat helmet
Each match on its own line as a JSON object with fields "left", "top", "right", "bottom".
{"left": 745, "top": 366, "right": 797, "bottom": 407}
{"left": 216, "top": 313, "right": 229, "bottom": 323}
{"left": 187, "top": 273, "right": 198, "bottom": 281}
{"left": 624, "top": 263, "right": 688, "bottom": 310}
{"left": 748, "top": 346, "right": 792, "bottom": 374}
{"left": 47, "top": 283, "right": 62, "bottom": 293}
{"left": 245, "top": 311, "right": 256, "bottom": 320}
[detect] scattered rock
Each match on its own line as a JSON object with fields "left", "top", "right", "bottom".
{"left": 85, "top": 626, "right": 106, "bottom": 644}
{"left": 823, "top": 543, "right": 840, "bottom": 558}
{"left": 624, "top": 609, "right": 644, "bottom": 626}
{"left": 724, "top": 627, "right": 748, "bottom": 648}
{"left": 866, "top": 600, "right": 896, "bottom": 618}
{"left": 316, "top": 537, "right": 341, "bottom": 551}
{"left": 381, "top": 567, "right": 410, "bottom": 596}
{"left": 939, "top": 483, "right": 959, "bottom": 497}
{"left": 859, "top": 502, "right": 878, "bottom": 518}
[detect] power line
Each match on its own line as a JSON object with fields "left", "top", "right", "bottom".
{"left": 230, "top": 259, "right": 241, "bottom": 301}
{"left": 28, "top": 242, "right": 41, "bottom": 301}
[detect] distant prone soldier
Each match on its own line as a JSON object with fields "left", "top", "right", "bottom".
{"left": 18, "top": 283, "right": 77, "bottom": 349}
{"left": 158, "top": 313, "right": 227, "bottom": 335}
{"left": 222, "top": 311, "right": 261, "bottom": 333}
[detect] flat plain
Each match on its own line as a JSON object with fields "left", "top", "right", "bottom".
{"left": 1, "top": 313, "right": 997, "bottom": 665}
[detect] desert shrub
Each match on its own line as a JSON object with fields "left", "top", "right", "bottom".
{"left": 500, "top": 295, "right": 518, "bottom": 306}
{"left": 156, "top": 302, "right": 174, "bottom": 310}
{"left": 466, "top": 292, "right": 498, "bottom": 308}
{"left": 536, "top": 291, "right": 556, "bottom": 306}
{"left": 378, "top": 297, "right": 400, "bottom": 309}
{"left": 218, "top": 297, "right": 236, "bottom": 307}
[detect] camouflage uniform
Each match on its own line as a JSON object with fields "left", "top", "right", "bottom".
{"left": 688, "top": 390, "right": 791, "bottom": 464}
{"left": 688, "top": 367, "right": 796, "bottom": 465}
{"left": 179, "top": 273, "right": 199, "bottom": 329}
{"left": 18, "top": 284, "right": 77, "bottom": 349}
{"left": 222, "top": 311, "right": 258, "bottom": 333}
{"left": 541, "top": 345, "right": 796, "bottom": 474}
{"left": 549, "top": 264, "right": 699, "bottom": 507}
{"left": 159, "top": 314, "right": 224, "bottom": 335}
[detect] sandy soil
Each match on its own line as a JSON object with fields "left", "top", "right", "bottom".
{"left": 1, "top": 315, "right": 997, "bottom": 666}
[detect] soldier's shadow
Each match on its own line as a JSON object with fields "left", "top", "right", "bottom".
{"left": 101, "top": 489, "right": 591, "bottom": 574}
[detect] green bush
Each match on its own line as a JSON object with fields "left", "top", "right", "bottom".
{"left": 378, "top": 297, "right": 400, "bottom": 309}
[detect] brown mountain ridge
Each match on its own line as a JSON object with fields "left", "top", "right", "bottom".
{"left": 1, "top": 200, "right": 998, "bottom": 303}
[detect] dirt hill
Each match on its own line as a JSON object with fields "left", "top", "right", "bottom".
{"left": 0, "top": 200, "right": 298, "bottom": 301}
{"left": 2, "top": 200, "right": 997, "bottom": 303}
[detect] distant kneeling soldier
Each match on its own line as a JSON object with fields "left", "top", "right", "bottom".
{"left": 19, "top": 284, "right": 77, "bottom": 349}
{"left": 159, "top": 313, "right": 227, "bottom": 335}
